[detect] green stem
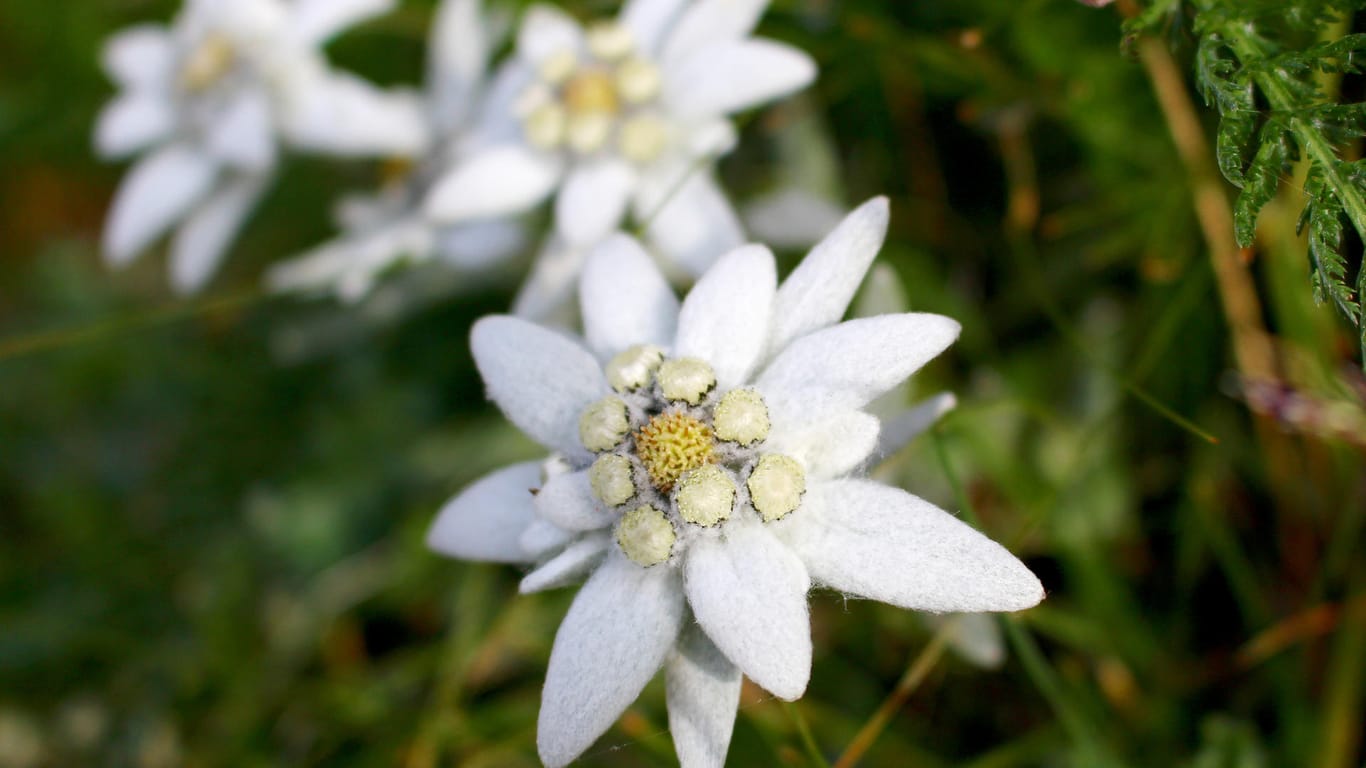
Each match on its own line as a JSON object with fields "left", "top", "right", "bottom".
{"left": 783, "top": 700, "right": 832, "bottom": 768}
{"left": 931, "top": 432, "right": 1124, "bottom": 767}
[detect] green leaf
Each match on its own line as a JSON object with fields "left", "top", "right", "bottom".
{"left": 1232, "top": 124, "right": 1290, "bottom": 247}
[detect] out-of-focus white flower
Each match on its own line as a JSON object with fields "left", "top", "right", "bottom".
{"left": 268, "top": 0, "right": 529, "bottom": 302}
{"left": 96, "top": 0, "right": 429, "bottom": 294}
{"left": 427, "top": 198, "right": 1044, "bottom": 767}
{"left": 423, "top": 0, "right": 817, "bottom": 316}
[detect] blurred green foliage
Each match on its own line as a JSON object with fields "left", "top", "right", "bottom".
{"left": 1, "top": 0, "right": 1364, "bottom": 766}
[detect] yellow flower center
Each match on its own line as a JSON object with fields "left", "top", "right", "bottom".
{"left": 563, "top": 71, "right": 619, "bottom": 116}
{"left": 634, "top": 411, "right": 714, "bottom": 492}
{"left": 181, "top": 34, "right": 236, "bottom": 92}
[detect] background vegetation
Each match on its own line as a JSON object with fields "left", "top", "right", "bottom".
{"left": 1, "top": 0, "right": 1363, "bottom": 765}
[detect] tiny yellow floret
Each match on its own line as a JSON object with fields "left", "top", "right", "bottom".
{"left": 618, "top": 115, "right": 668, "bottom": 164}
{"left": 606, "top": 344, "right": 664, "bottom": 392}
{"left": 586, "top": 22, "right": 635, "bottom": 61}
{"left": 181, "top": 34, "right": 236, "bottom": 91}
{"left": 635, "top": 411, "right": 714, "bottom": 491}
{"left": 615, "top": 57, "right": 661, "bottom": 104}
{"left": 617, "top": 504, "right": 675, "bottom": 566}
{"left": 747, "top": 454, "right": 806, "bottom": 522}
{"left": 525, "top": 103, "right": 567, "bottom": 149}
{"left": 657, "top": 358, "right": 716, "bottom": 405}
{"left": 579, "top": 396, "right": 630, "bottom": 452}
{"left": 538, "top": 50, "right": 578, "bottom": 85}
{"left": 589, "top": 454, "right": 635, "bottom": 506}
{"left": 674, "top": 464, "right": 735, "bottom": 527}
{"left": 566, "top": 113, "right": 613, "bottom": 153}
{"left": 713, "top": 389, "right": 770, "bottom": 446}
{"left": 563, "top": 70, "right": 619, "bottom": 116}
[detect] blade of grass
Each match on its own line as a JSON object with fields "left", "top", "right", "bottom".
{"left": 832, "top": 623, "right": 954, "bottom": 768}
{"left": 0, "top": 289, "right": 273, "bottom": 363}
{"left": 784, "top": 700, "right": 831, "bottom": 768}
{"left": 931, "top": 431, "right": 1124, "bottom": 767}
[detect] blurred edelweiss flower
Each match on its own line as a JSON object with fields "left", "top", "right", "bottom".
{"left": 424, "top": 0, "right": 817, "bottom": 314}
{"left": 268, "top": 0, "right": 529, "bottom": 302}
{"left": 428, "top": 198, "right": 1045, "bottom": 767}
{"left": 96, "top": 0, "right": 429, "bottom": 294}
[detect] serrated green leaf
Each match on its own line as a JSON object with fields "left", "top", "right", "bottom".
{"left": 1216, "top": 112, "right": 1259, "bottom": 186}
{"left": 1232, "top": 127, "right": 1290, "bottom": 247}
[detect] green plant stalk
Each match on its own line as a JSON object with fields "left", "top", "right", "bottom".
{"left": 833, "top": 625, "right": 953, "bottom": 768}
{"left": 784, "top": 700, "right": 832, "bottom": 768}
{"left": 931, "top": 433, "right": 1123, "bottom": 767}
{"left": 1315, "top": 574, "right": 1366, "bottom": 768}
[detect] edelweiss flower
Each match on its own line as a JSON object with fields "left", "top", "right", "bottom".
{"left": 423, "top": 0, "right": 816, "bottom": 291}
{"left": 268, "top": 0, "right": 527, "bottom": 302}
{"left": 428, "top": 198, "right": 1044, "bottom": 767}
{"left": 97, "top": 0, "right": 429, "bottom": 294}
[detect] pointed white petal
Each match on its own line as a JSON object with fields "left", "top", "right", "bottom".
{"left": 101, "top": 25, "right": 173, "bottom": 92}
{"left": 535, "top": 470, "right": 616, "bottom": 532}
{"left": 787, "top": 480, "right": 1044, "bottom": 612}
{"left": 468, "top": 61, "right": 536, "bottom": 148}
{"left": 292, "top": 0, "right": 394, "bottom": 44}
{"left": 666, "top": 621, "right": 742, "bottom": 768}
{"left": 426, "top": 146, "right": 563, "bottom": 222}
{"left": 875, "top": 393, "right": 957, "bottom": 458}
{"left": 426, "top": 461, "right": 543, "bottom": 563}
{"left": 619, "top": 0, "right": 687, "bottom": 56}
{"left": 284, "top": 75, "right": 429, "bottom": 157}
{"left": 852, "top": 261, "right": 906, "bottom": 319}
{"left": 665, "top": 40, "right": 815, "bottom": 119}
{"left": 766, "top": 410, "right": 879, "bottom": 480}
{"left": 685, "top": 523, "right": 811, "bottom": 700}
{"left": 661, "top": 0, "right": 768, "bottom": 66}
{"left": 580, "top": 234, "right": 678, "bottom": 360}
{"left": 638, "top": 169, "right": 743, "bottom": 277}
{"left": 556, "top": 159, "right": 636, "bottom": 246}
{"left": 768, "top": 197, "right": 890, "bottom": 355}
{"left": 924, "top": 613, "right": 1006, "bottom": 669}
{"left": 518, "top": 4, "right": 584, "bottom": 66}
{"left": 742, "top": 189, "right": 847, "bottom": 250}
{"left": 436, "top": 219, "right": 526, "bottom": 269}
{"left": 757, "top": 314, "right": 960, "bottom": 426}
{"left": 521, "top": 517, "right": 575, "bottom": 560}
{"left": 512, "top": 238, "right": 586, "bottom": 321}
{"left": 538, "top": 556, "right": 684, "bottom": 767}
{"left": 430, "top": 0, "right": 489, "bottom": 132}
{"left": 169, "top": 174, "right": 267, "bottom": 294}
{"left": 206, "top": 89, "right": 276, "bottom": 171}
{"left": 520, "top": 534, "right": 609, "bottom": 593}
{"left": 673, "top": 245, "right": 775, "bottom": 390}
{"left": 470, "top": 315, "right": 608, "bottom": 458}
{"left": 94, "top": 94, "right": 175, "bottom": 159}
{"left": 103, "top": 144, "right": 218, "bottom": 267}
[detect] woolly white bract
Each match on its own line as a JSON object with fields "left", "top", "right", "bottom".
{"left": 268, "top": 0, "right": 529, "bottom": 302}
{"left": 427, "top": 198, "right": 1044, "bottom": 767}
{"left": 96, "top": 0, "right": 429, "bottom": 294}
{"left": 423, "top": 0, "right": 817, "bottom": 317}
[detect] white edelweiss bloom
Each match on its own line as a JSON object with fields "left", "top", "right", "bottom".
{"left": 423, "top": 0, "right": 817, "bottom": 310}
{"left": 96, "top": 0, "right": 429, "bottom": 295}
{"left": 427, "top": 197, "right": 1044, "bottom": 768}
{"left": 268, "top": 0, "right": 529, "bottom": 302}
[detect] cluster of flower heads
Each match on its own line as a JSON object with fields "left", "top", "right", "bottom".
{"left": 97, "top": 2, "right": 1044, "bottom": 766}
{"left": 98, "top": 0, "right": 816, "bottom": 317}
